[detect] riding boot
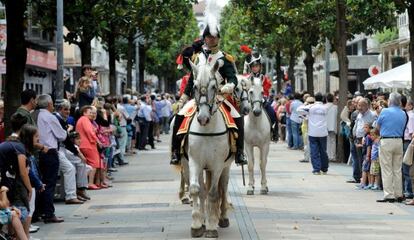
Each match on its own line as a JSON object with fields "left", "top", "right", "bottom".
{"left": 170, "top": 115, "right": 185, "bottom": 165}
{"left": 234, "top": 117, "right": 248, "bottom": 165}
{"left": 264, "top": 101, "right": 278, "bottom": 142}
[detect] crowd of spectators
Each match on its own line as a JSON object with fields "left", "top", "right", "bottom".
{"left": 278, "top": 90, "right": 414, "bottom": 204}
{"left": 0, "top": 65, "right": 176, "bottom": 239}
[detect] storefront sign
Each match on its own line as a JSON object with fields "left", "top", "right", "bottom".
{"left": 26, "top": 48, "right": 57, "bottom": 70}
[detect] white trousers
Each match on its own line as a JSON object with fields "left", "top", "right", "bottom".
{"left": 65, "top": 149, "right": 91, "bottom": 189}
{"left": 327, "top": 132, "right": 336, "bottom": 161}
{"left": 58, "top": 149, "right": 77, "bottom": 200}
{"left": 379, "top": 139, "right": 403, "bottom": 199}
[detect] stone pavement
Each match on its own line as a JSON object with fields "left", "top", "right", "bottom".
{"left": 32, "top": 136, "right": 414, "bottom": 240}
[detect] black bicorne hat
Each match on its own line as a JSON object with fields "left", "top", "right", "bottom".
{"left": 202, "top": 25, "right": 220, "bottom": 39}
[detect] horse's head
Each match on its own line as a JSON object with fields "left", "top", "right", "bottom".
{"left": 249, "top": 76, "right": 264, "bottom": 117}
{"left": 190, "top": 59, "right": 222, "bottom": 126}
{"left": 235, "top": 76, "right": 251, "bottom": 116}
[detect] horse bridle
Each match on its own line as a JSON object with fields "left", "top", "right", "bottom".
{"left": 235, "top": 81, "right": 249, "bottom": 106}
{"left": 195, "top": 77, "right": 219, "bottom": 115}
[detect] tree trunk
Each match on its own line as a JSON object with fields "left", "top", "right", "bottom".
{"left": 108, "top": 29, "right": 117, "bottom": 95}
{"left": 126, "top": 33, "right": 134, "bottom": 90}
{"left": 408, "top": 6, "right": 414, "bottom": 100}
{"left": 335, "top": 0, "right": 349, "bottom": 163}
{"left": 275, "top": 51, "right": 283, "bottom": 94}
{"left": 288, "top": 47, "right": 296, "bottom": 92}
{"left": 4, "top": 0, "right": 27, "bottom": 136}
{"left": 79, "top": 40, "right": 92, "bottom": 66}
{"left": 303, "top": 44, "right": 315, "bottom": 95}
{"left": 139, "top": 45, "right": 146, "bottom": 93}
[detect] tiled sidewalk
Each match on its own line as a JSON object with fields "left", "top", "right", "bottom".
{"left": 32, "top": 137, "right": 414, "bottom": 239}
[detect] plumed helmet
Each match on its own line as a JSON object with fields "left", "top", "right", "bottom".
{"left": 247, "top": 52, "right": 262, "bottom": 66}
{"left": 202, "top": 25, "right": 220, "bottom": 39}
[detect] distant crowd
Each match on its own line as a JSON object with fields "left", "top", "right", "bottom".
{"left": 276, "top": 90, "right": 414, "bottom": 204}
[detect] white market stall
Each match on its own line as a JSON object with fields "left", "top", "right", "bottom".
{"left": 363, "top": 62, "right": 411, "bottom": 90}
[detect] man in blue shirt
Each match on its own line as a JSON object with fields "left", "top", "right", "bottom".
{"left": 376, "top": 92, "right": 407, "bottom": 203}
{"left": 289, "top": 93, "right": 304, "bottom": 149}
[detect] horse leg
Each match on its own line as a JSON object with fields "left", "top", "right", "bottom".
{"left": 218, "top": 166, "right": 230, "bottom": 228}
{"left": 205, "top": 168, "right": 223, "bottom": 238}
{"left": 189, "top": 161, "right": 204, "bottom": 238}
{"left": 246, "top": 144, "right": 255, "bottom": 195}
{"left": 181, "top": 160, "right": 191, "bottom": 204}
{"left": 260, "top": 143, "right": 270, "bottom": 195}
{"left": 179, "top": 169, "right": 185, "bottom": 201}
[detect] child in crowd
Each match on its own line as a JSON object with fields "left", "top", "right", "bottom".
{"left": 0, "top": 186, "right": 28, "bottom": 240}
{"left": 369, "top": 128, "right": 381, "bottom": 190}
{"left": 357, "top": 123, "right": 373, "bottom": 189}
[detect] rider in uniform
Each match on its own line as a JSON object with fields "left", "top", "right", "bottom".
{"left": 170, "top": 26, "right": 248, "bottom": 166}
{"left": 244, "top": 49, "right": 279, "bottom": 142}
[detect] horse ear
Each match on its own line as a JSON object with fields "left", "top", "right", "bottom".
{"left": 189, "top": 60, "right": 198, "bottom": 76}
{"left": 212, "top": 59, "right": 224, "bottom": 73}
{"left": 250, "top": 75, "right": 254, "bottom": 83}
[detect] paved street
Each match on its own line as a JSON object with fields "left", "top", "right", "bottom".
{"left": 32, "top": 135, "right": 414, "bottom": 240}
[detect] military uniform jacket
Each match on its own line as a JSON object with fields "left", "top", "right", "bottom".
{"left": 183, "top": 50, "right": 238, "bottom": 98}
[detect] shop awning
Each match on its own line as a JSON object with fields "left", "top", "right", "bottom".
{"left": 363, "top": 62, "right": 411, "bottom": 90}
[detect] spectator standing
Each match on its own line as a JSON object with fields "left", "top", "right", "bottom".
{"left": 349, "top": 98, "right": 375, "bottom": 183}
{"left": 154, "top": 95, "right": 167, "bottom": 142}
{"left": 298, "top": 93, "right": 329, "bottom": 174}
{"left": 116, "top": 98, "right": 130, "bottom": 159}
{"left": 161, "top": 94, "right": 173, "bottom": 134}
{"left": 403, "top": 100, "right": 414, "bottom": 199}
{"left": 326, "top": 93, "right": 338, "bottom": 161}
{"left": 376, "top": 92, "right": 407, "bottom": 203}
{"left": 285, "top": 95, "right": 293, "bottom": 148}
{"left": 15, "top": 89, "right": 37, "bottom": 126}
{"left": 36, "top": 94, "right": 67, "bottom": 223}
{"left": 75, "top": 77, "right": 95, "bottom": 110}
{"left": 289, "top": 93, "right": 304, "bottom": 150}
{"left": 300, "top": 96, "right": 315, "bottom": 163}
{"left": 136, "top": 96, "right": 152, "bottom": 150}
{"left": 76, "top": 106, "right": 101, "bottom": 190}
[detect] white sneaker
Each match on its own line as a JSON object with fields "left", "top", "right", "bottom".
{"left": 29, "top": 224, "right": 39, "bottom": 233}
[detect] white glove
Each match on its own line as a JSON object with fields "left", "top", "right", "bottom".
{"left": 177, "top": 94, "right": 189, "bottom": 110}
{"left": 220, "top": 83, "right": 235, "bottom": 94}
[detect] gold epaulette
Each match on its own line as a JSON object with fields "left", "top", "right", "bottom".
{"left": 191, "top": 53, "right": 199, "bottom": 64}
{"left": 223, "top": 52, "right": 235, "bottom": 63}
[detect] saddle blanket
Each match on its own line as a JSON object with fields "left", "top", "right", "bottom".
{"left": 177, "top": 102, "right": 237, "bottom": 136}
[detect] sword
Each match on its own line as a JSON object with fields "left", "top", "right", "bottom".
{"left": 241, "top": 164, "right": 246, "bottom": 186}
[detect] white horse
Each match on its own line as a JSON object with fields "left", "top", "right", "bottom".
{"left": 244, "top": 76, "right": 271, "bottom": 195}
{"left": 176, "top": 76, "right": 250, "bottom": 206}
{"left": 184, "top": 57, "right": 238, "bottom": 238}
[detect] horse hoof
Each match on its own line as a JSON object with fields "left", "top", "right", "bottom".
{"left": 218, "top": 218, "right": 230, "bottom": 228}
{"left": 191, "top": 227, "right": 205, "bottom": 238}
{"left": 205, "top": 229, "right": 219, "bottom": 238}
{"left": 181, "top": 198, "right": 190, "bottom": 204}
{"left": 260, "top": 187, "right": 269, "bottom": 195}
{"left": 247, "top": 190, "right": 254, "bottom": 195}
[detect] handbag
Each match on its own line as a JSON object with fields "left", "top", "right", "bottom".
{"left": 403, "top": 140, "right": 414, "bottom": 166}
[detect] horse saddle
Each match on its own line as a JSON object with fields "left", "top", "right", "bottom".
{"left": 177, "top": 102, "right": 238, "bottom": 161}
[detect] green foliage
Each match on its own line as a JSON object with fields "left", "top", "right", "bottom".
{"left": 145, "top": 11, "right": 199, "bottom": 80}
{"left": 374, "top": 27, "right": 398, "bottom": 44}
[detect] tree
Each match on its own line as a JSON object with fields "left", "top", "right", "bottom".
{"left": 3, "top": 0, "right": 27, "bottom": 135}
{"left": 145, "top": 10, "right": 199, "bottom": 93}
